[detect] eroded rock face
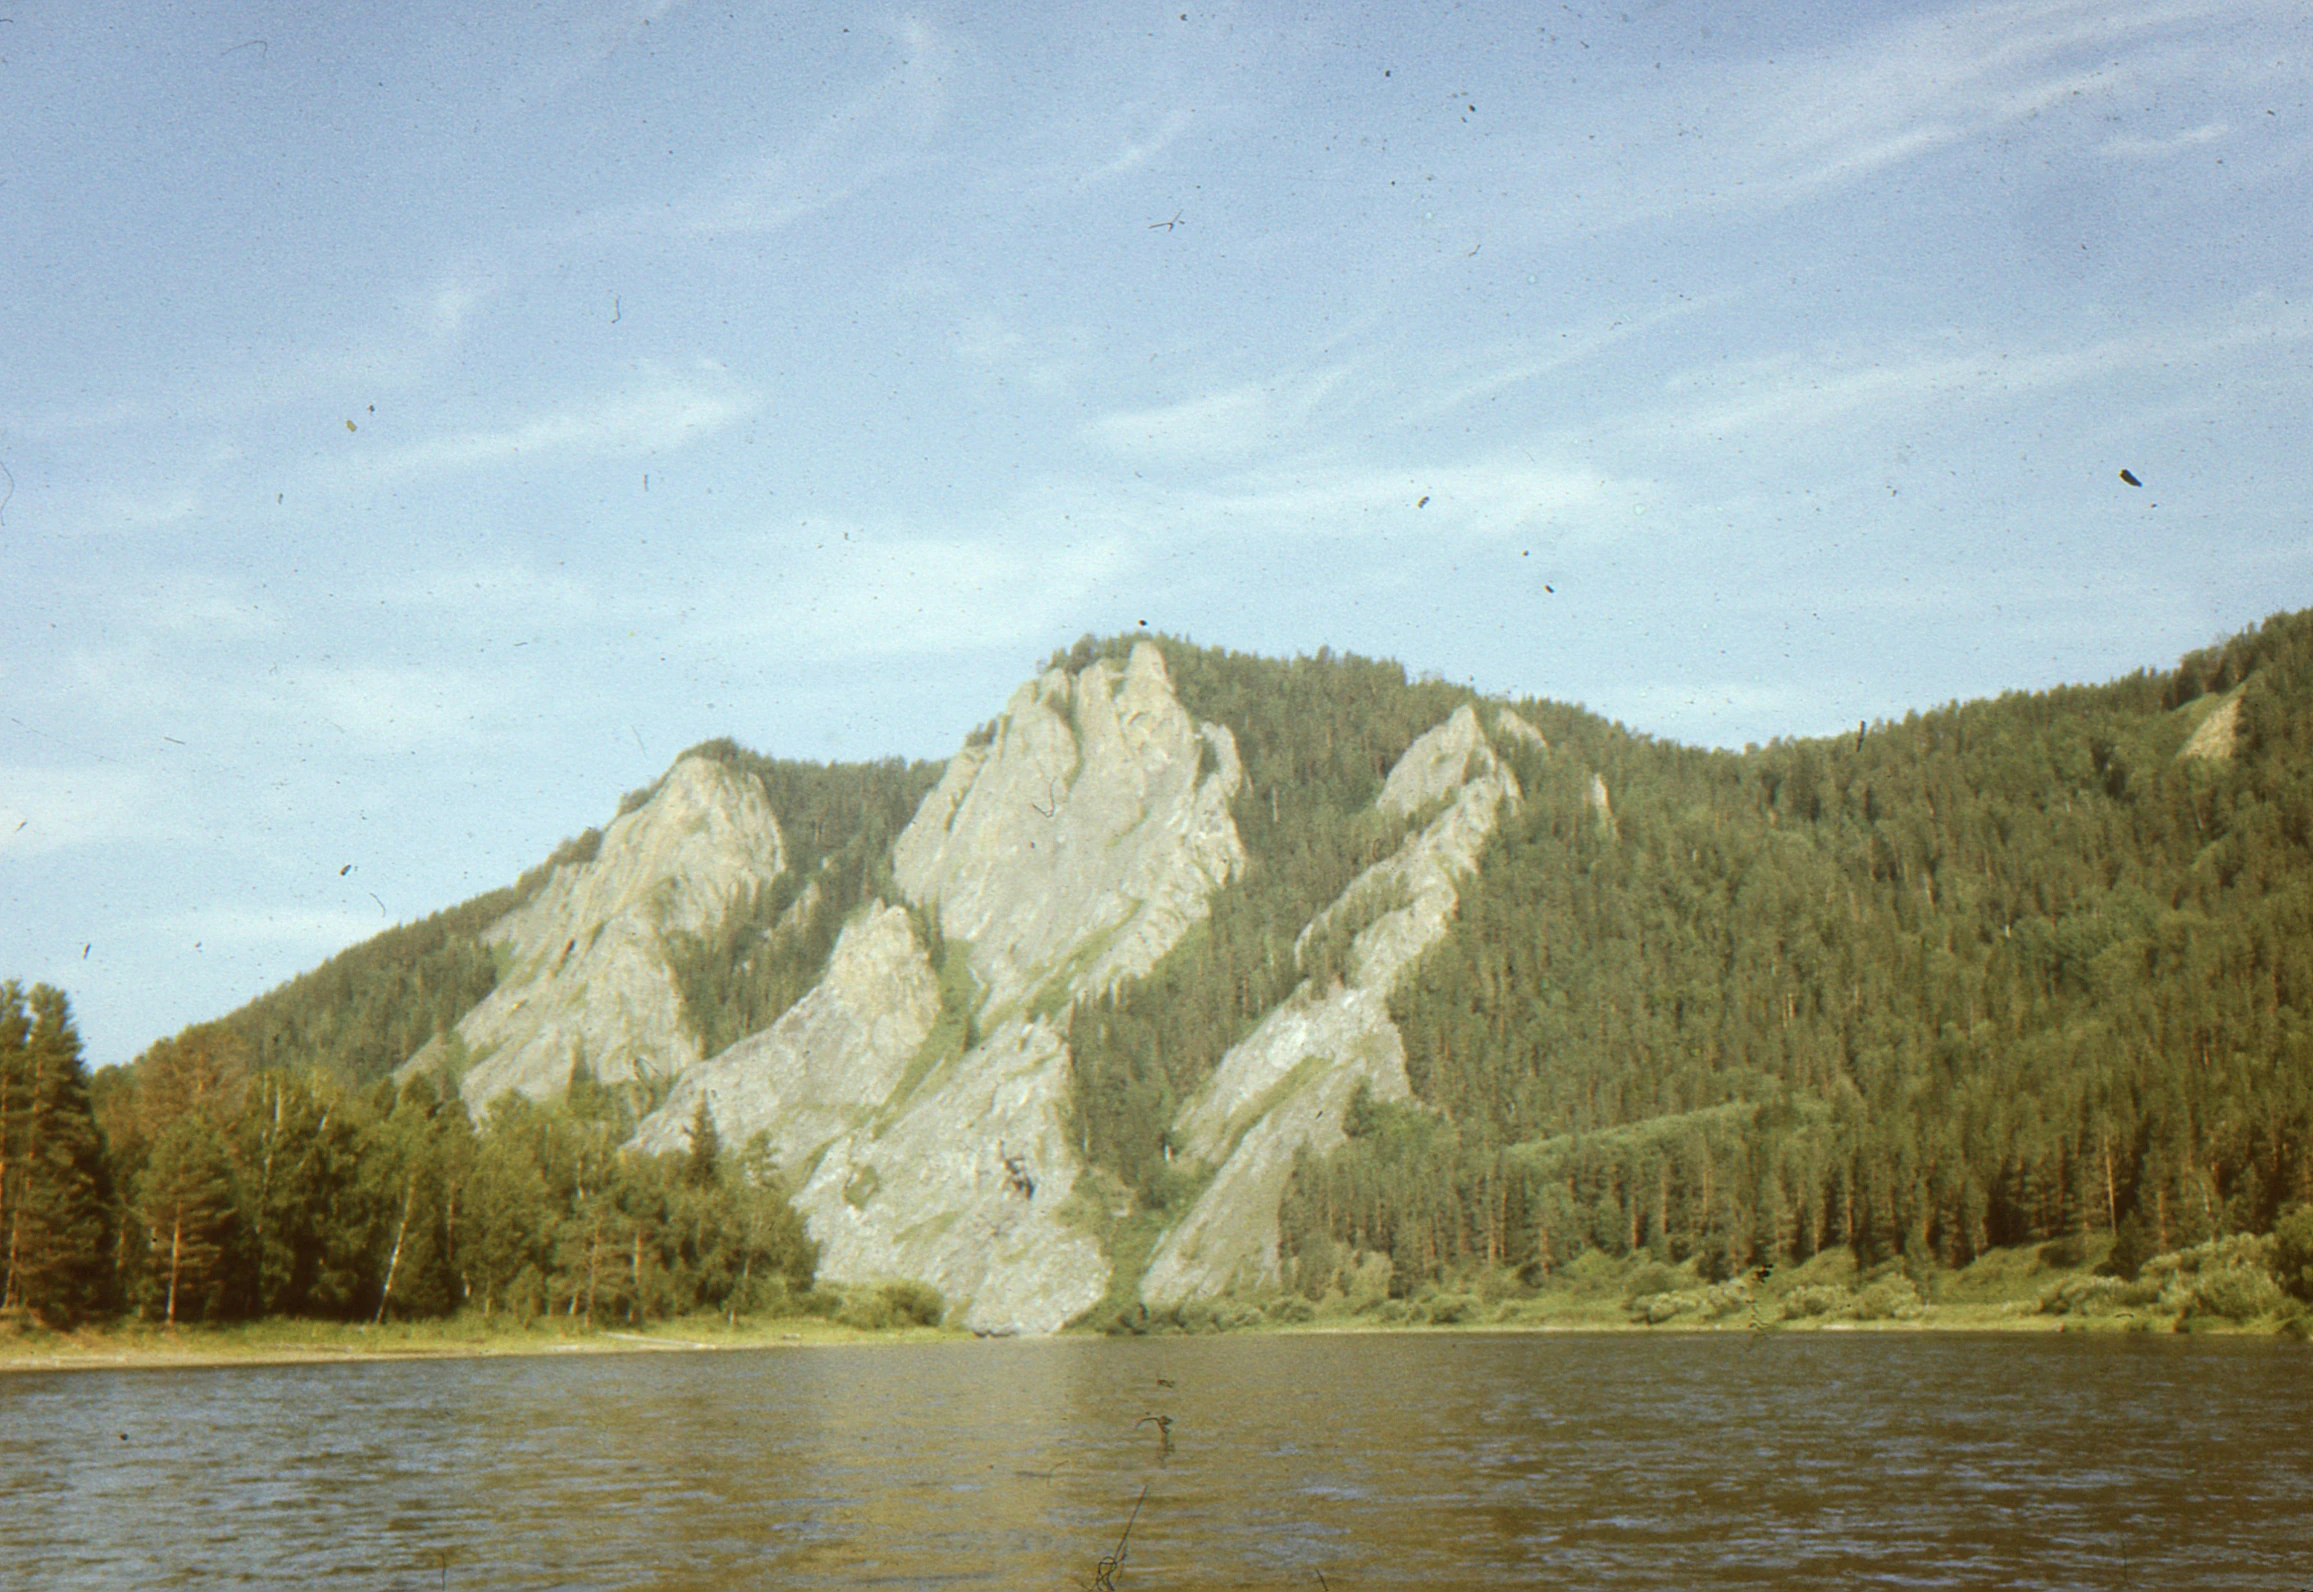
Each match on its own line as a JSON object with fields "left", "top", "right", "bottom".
{"left": 629, "top": 903, "right": 940, "bottom": 1167}
{"left": 894, "top": 642, "right": 1245, "bottom": 1015}
{"left": 415, "top": 755, "right": 785, "bottom": 1105}
{"left": 1140, "top": 710, "right": 1521, "bottom": 1307}
{"left": 793, "top": 1016, "right": 1109, "bottom": 1336}
{"left": 643, "top": 643, "right": 1248, "bottom": 1333}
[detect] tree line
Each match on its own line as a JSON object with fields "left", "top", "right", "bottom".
{"left": 1, "top": 987, "right": 815, "bottom": 1330}
{"left": 1279, "top": 609, "right": 2313, "bottom": 1295}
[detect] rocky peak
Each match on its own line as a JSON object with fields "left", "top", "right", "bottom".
{"left": 414, "top": 753, "right": 786, "bottom": 1104}
{"left": 893, "top": 640, "right": 1245, "bottom": 1014}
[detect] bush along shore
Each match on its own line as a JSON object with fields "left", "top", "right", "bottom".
{"left": 1091, "top": 1218, "right": 2313, "bottom": 1340}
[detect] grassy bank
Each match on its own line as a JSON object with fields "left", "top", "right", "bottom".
{"left": 12, "top": 1235, "right": 2308, "bottom": 1372}
{"left": 1086, "top": 1235, "right": 2313, "bottom": 1342}
{"left": 0, "top": 1310, "right": 973, "bottom": 1373}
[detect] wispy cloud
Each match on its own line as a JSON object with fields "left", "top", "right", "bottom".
{"left": 340, "top": 375, "right": 753, "bottom": 484}
{"left": 1570, "top": 0, "right": 2286, "bottom": 230}
{"left": 640, "top": 17, "right": 958, "bottom": 239}
{"left": 1084, "top": 369, "right": 1356, "bottom": 462}
{"left": 0, "top": 766, "right": 183, "bottom": 857}
{"left": 1084, "top": 106, "right": 1194, "bottom": 181}
{"left": 1159, "top": 452, "right": 1629, "bottom": 544}
{"left": 1629, "top": 294, "right": 2313, "bottom": 440}
{"left": 2103, "top": 122, "right": 2230, "bottom": 157}
{"left": 675, "top": 525, "right": 1136, "bottom": 659}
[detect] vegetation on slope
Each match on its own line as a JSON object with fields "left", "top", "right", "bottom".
{"left": 1281, "top": 610, "right": 2313, "bottom": 1299}
{"left": 1059, "top": 635, "right": 1476, "bottom": 1204}
{"left": 662, "top": 744, "right": 943, "bottom": 1057}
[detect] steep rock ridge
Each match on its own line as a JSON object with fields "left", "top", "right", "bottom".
{"left": 655, "top": 643, "right": 1248, "bottom": 1333}
{"left": 1494, "top": 707, "right": 1547, "bottom": 751}
{"left": 629, "top": 904, "right": 939, "bottom": 1163}
{"left": 893, "top": 641, "right": 1246, "bottom": 1014}
{"left": 1140, "top": 710, "right": 1522, "bottom": 1306}
{"left": 411, "top": 755, "right": 786, "bottom": 1104}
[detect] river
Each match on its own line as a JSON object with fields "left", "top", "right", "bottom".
{"left": 4, "top": 1330, "right": 2308, "bottom": 1589}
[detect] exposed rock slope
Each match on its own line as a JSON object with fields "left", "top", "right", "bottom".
{"left": 643, "top": 642, "right": 1248, "bottom": 1334}
{"left": 630, "top": 903, "right": 940, "bottom": 1163}
{"left": 412, "top": 755, "right": 786, "bottom": 1104}
{"left": 1140, "top": 706, "right": 1522, "bottom": 1306}
{"left": 894, "top": 642, "right": 1245, "bottom": 1015}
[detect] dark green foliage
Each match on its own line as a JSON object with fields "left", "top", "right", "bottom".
{"left": 36, "top": 1012, "right": 829, "bottom": 1331}
{"left": 0, "top": 984, "right": 115, "bottom": 1325}
{"left": 1281, "top": 608, "right": 2313, "bottom": 1295}
{"left": 665, "top": 748, "right": 943, "bottom": 1057}
{"left": 2274, "top": 1205, "right": 2313, "bottom": 1302}
{"left": 207, "top": 889, "right": 519, "bottom": 1088}
{"left": 1066, "top": 637, "right": 1471, "bottom": 1200}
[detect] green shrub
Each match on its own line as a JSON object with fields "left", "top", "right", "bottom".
{"left": 1265, "top": 1295, "right": 1315, "bottom": 1324}
{"left": 2272, "top": 1206, "right": 2313, "bottom": 1302}
{"left": 877, "top": 1280, "right": 946, "bottom": 1328}
{"left": 1621, "top": 1262, "right": 1680, "bottom": 1303}
{"left": 2190, "top": 1265, "right": 2284, "bottom": 1323}
{"left": 1782, "top": 1284, "right": 1849, "bottom": 1318}
{"left": 1425, "top": 1293, "right": 1477, "bottom": 1325}
{"left": 2037, "top": 1234, "right": 2089, "bottom": 1270}
{"left": 1848, "top": 1275, "right": 1925, "bottom": 1321}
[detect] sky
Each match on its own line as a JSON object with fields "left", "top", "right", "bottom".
{"left": 3, "top": 0, "right": 2309, "bottom": 1067}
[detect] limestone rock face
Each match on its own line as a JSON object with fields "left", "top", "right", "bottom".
{"left": 419, "top": 755, "right": 785, "bottom": 1104}
{"left": 894, "top": 641, "right": 1245, "bottom": 1014}
{"left": 1139, "top": 711, "right": 1521, "bottom": 1306}
{"left": 629, "top": 903, "right": 940, "bottom": 1164}
{"left": 1494, "top": 707, "right": 1548, "bottom": 752}
{"left": 643, "top": 642, "right": 1248, "bottom": 1333}
{"left": 792, "top": 1016, "right": 1110, "bottom": 1336}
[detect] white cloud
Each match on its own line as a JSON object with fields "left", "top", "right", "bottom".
{"left": 347, "top": 378, "right": 753, "bottom": 483}
{"left": 1632, "top": 295, "right": 2313, "bottom": 440}
{"left": 2103, "top": 122, "right": 2230, "bottom": 157}
{"left": 379, "top": 558, "right": 596, "bottom": 624}
{"left": 664, "top": 17, "right": 957, "bottom": 238}
{"left": 1167, "top": 453, "right": 1626, "bottom": 543}
{"left": 1085, "top": 369, "right": 1355, "bottom": 462}
{"left": 153, "top": 904, "right": 387, "bottom": 956}
{"left": 1084, "top": 106, "right": 1194, "bottom": 181}
{"left": 268, "top": 665, "right": 496, "bottom": 751}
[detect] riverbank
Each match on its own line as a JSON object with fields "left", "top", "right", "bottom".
{"left": 0, "top": 1313, "right": 967, "bottom": 1373}
{"left": 9, "top": 1236, "right": 2305, "bottom": 1373}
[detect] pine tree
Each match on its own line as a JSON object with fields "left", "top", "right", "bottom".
{"left": 138, "top": 1117, "right": 243, "bottom": 1326}
{"left": 0, "top": 985, "right": 115, "bottom": 1324}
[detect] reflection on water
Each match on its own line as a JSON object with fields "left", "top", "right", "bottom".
{"left": 5, "top": 1331, "right": 2310, "bottom": 1589}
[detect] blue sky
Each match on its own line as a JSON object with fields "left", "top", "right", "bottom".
{"left": 4, "top": 0, "right": 2308, "bottom": 1066}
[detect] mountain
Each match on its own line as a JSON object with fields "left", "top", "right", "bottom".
{"left": 158, "top": 614, "right": 2313, "bottom": 1333}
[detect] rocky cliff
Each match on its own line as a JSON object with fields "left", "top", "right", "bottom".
{"left": 448, "top": 649, "right": 1535, "bottom": 1331}
{"left": 411, "top": 755, "right": 786, "bottom": 1103}
{"left": 1139, "top": 705, "right": 1522, "bottom": 1305}
{"left": 634, "top": 641, "right": 1248, "bottom": 1333}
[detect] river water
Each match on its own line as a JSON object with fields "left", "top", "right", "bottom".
{"left": 4, "top": 1330, "right": 2308, "bottom": 1590}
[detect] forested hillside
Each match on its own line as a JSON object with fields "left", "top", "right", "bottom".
{"left": 1280, "top": 610, "right": 2313, "bottom": 1295}
{"left": 9, "top": 613, "right": 2313, "bottom": 1335}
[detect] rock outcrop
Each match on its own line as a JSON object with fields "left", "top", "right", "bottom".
{"left": 2180, "top": 691, "right": 2242, "bottom": 762}
{"left": 1139, "top": 706, "right": 1520, "bottom": 1306}
{"left": 641, "top": 642, "right": 1248, "bottom": 1334}
{"left": 894, "top": 642, "right": 1245, "bottom": 1015}
{"left": 629, "top": 903, "right": 940, "bottom": 1164}
{"left": 412, "top": 755, "right": 785, "bottom": 1104}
